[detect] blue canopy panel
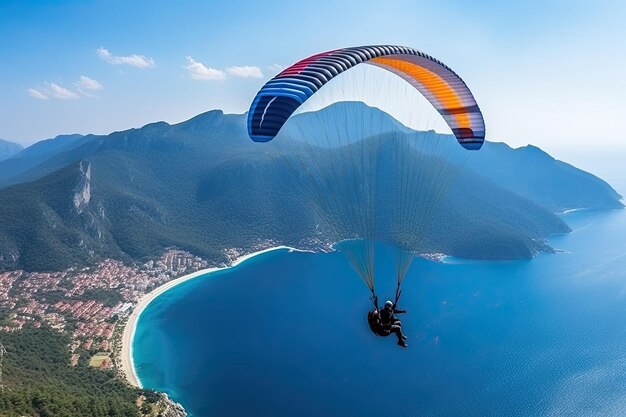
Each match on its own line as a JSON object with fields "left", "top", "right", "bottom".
{"left": 248, "top": 94, "right": 304, "bottom": 142}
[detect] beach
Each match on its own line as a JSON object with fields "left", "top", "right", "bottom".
{"left": 120, "top": 246, "right": 306, "bottom": 388}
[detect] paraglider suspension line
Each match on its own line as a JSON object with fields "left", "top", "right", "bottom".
{"left": 394, "top": 280, "right": 402, "bottom": 306}
{"left": 370, "top": 288, "right": 379, "bottom": 310}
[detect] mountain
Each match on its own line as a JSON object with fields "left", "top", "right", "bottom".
{"left": 0, "top": 105, "right": 621, "bottom": 215}
{"left": 394, "top": 129, "right": 623, "bottom": 213}
{"left": 283, "top": 103, "right": 623, "bottom": 213}
{"left": 464, "top": 142, "right": 623, "bottom": 212}
{"left": 0, "top": 138, "right": 564, "bottom": 272}
{"left": 13, "top": 133, "right": 84, "bottom": 160}
{"left": 0, "top": 103, "right": 619, "bottom": 271}
{"left": 0, "top": 113, "right": 245, "bottom": 188}
{"left": 0, "top": 138, "right": 24, "bottom": 161}
{"left": 0, "top": 134, "right": 84, "bottom": 186}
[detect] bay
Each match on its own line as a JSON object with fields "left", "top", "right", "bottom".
{"left": 134, "top": 208, "right": 626, "bottom": 417}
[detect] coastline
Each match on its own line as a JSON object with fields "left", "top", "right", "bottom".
{"left": 120, "top": 245, "right": 308, "bottom": 388}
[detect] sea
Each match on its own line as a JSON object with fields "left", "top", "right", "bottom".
{"left": 133, "top": 201, "right": 626, "bottom": 417}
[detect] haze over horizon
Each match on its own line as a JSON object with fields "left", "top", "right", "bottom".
{"left": 2, "top": 0, "right": 625, "bottom": 159}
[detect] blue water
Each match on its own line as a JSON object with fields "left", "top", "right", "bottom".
{"left": 134, "top": 208, "right": 626, "bottom": 417}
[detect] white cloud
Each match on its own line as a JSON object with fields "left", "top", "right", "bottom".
{"left": 27, "top": 77, "right": 102, "bottom": 101}
{"left": 266, "top": 63, "right": 284, "bottom": 72}
{"left": 75, "top": 76, "right": 103, "bottom": 97}
{"left": 46, "top": 82, "right": 80, "bottom": 100}
{"left": 26, "top": 88, "right": 48, "bottom": 100}
{"left": 76, "top": 75, "right": 103, "bottom": 91}
{"left": 97, "top": 47, "right": 155, "bottom": 68}
{"left": 184, "top": 56, "right": 226, "bottom": 81}
{"left": 226, "top": 65, "right": 264, "bottom": 78}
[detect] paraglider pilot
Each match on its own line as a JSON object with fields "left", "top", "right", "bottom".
{"left": 370, "top": 300, "right": 408, "bottom": 347}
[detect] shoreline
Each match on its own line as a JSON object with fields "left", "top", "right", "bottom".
{"left": 120, "top": 245, "right": 308, "bottom": 388}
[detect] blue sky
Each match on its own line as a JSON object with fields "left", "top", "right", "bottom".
{"left": 1, "top": 0, "right": 625, "bottom": 158}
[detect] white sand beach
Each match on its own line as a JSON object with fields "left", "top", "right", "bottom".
{"left": 120, "top": 246, "right": 306, "bottom": 388}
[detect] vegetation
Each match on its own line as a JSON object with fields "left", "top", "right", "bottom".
{"left": 0, "top": 326, "right": 153, "bottom": 417}
{"left": 79, "top": 289, "right": 125, "bottom": 308}
{"left": 0, "top": 105, "right": 619, "bottom": 272}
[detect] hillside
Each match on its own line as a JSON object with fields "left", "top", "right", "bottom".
{"left": 464, "top": 142, "right": 623, "bottom": 212}
{"left": 0, "top": 326, "right": 146, "bottom": 417}
{"left": 0, "top": 104, "right": 602, "bottom": 271}
{"left": 0, "top": 138, "right": 23, "bottom": 162}
{"left": 0, "top": 106, "right": 621, "bottom": 216}
{"left": 0, "top": 134, "right": 84, "bottom": 186}
{"left": 0, "top": 104, "right": 620, "bottom": 271}
{"left": 281, "top": 103, "right": 623, "bottom": 213}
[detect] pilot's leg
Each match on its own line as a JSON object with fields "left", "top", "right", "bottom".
{"left": 391, "top": 324, "right": 407, "bottom": 346}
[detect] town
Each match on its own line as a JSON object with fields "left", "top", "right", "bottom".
{"left": 0, "top": 249, "right": 208, "bottom": 369}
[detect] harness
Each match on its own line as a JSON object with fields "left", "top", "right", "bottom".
{"left": 367, "top": 310, "right": 392, "bottom": 337}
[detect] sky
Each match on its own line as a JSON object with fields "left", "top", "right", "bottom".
{"left": 1, "top": 0, "right": 625, "bottom": 161}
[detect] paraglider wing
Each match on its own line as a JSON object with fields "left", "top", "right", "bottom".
{"left": 247, "top": 45, "right": 485, "bottom": 150}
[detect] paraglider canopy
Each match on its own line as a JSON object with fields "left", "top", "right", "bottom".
{"left": 248, "top": 45, "right": 485, "bottom": 150}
